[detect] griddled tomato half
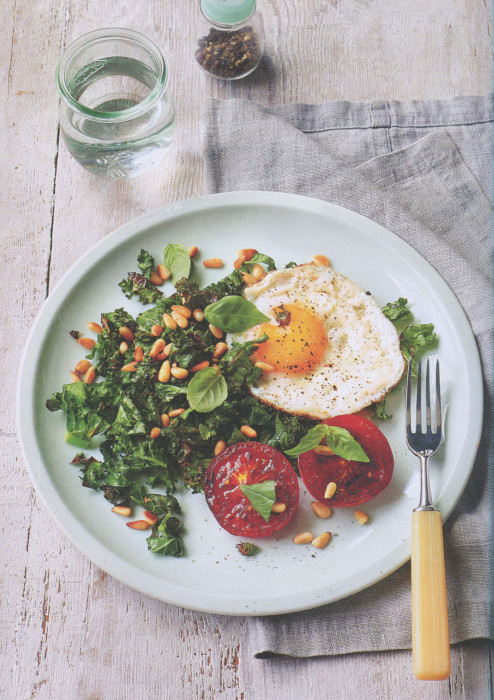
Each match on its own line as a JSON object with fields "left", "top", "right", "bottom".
{"left": 298, "top": 415, "right": 394, "bottom": 507}
{"left": 205, "top": 442, "right": 299, "bottom": 537}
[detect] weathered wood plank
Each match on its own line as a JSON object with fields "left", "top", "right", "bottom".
{"left": 1, "top": 0, "right": 492, "bottom": 699}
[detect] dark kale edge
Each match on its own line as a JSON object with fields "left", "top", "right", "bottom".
{"left": 47, "top": 251, "right": 314, "bottom": 557}
{"left": 376, "top": 298, "right": 437, "bottom": 419}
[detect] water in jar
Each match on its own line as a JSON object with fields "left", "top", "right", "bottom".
{"left": 60, "top": 56, "right": 175, "bottom": 179}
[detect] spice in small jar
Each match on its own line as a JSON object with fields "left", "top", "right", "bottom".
{"left": 195, "top": 0, "right": 264, "bottom": 80}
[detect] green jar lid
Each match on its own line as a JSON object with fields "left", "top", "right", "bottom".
{"left": 201, "top": 0, "right": 256, "bottom": 24}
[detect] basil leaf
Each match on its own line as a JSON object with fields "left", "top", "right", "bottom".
{"left": 242, "top": 253, "right": 276, "bottom": 272}
{"left": 324, "top": 426, "right": 370, "bottom": 462}
{"left": 239, "top": 480, "right": 276, "bottom": 522}
{"left": 285, "top": 424, "right": 369, "bottom": 462}
{"left": 284, "top": 424, "right": 328, "bottom": 456}
{"left": 204, "top": 296, "right": 269, "bottom": 333}
{"left": 163, "top": 243, "right": 191, "bottom": 282}
{"left": 186, "top": 367, "right": 228, "bottom": 413}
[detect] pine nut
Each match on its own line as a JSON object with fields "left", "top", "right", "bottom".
{"left": 75, "top": 359, "right": 91, "bottom": 374}
{"left": 78, "top": 337, "right": 95, "bottom": 350}
{"left": 157, "top": 264, "right": 170, "bottom": 280}
{"left": 311, "top": 502, "right": 332, "bottom": 519}
{"left": 149, "top": 338, "right": 165, "bottom": 357}
{"left": 170, "top": 367, "right": 188, "bottom": 380}
{"left": 314, "top": 445, "right": 335, "bottom": 456}
{"left": 112, "top": 506, "right": 131, "bottom": 517}
{"left": 242, "top": 272, "right": 257, "bottom": 286}
{"left": 203, "top": 257, "right": 223, "bottom": 268}
{"left": 158, "top": 360, "right": 171, "bottom": 383}
{"left": 240, "top": 425, "right": 257, "bottom": 438}
{"left": 164, "top": 342, "right": 173, "bottom": 357}
{"left": 271, "top": 502, "right": 286, "bottom": 513}
{"left": 214, "top": 440, "right": 226, "bottom": 456}
{"left": 160, "top": 413, "right": 170, "bottom": 428}
{"left": 213, "top": 342, "right": 228, "bottom": 358}
{"left": 84, "top": 366, "right": 96, "bottom": 384}
{"left": 150, "top": 427, "right": 161, "bottom": 439}
{"left": 312, "top": 254, "right": 330, "bottom": 267}
{"left": 143, "top": 510, "right": 158, "bottom": 525}
{"left": 293, "top": 532, "right": 314, "bottom": 544}
{"left": 119, "top": 326, "right": 134, "bottom": 342}
{"left": 171, "top": 305, "right": 192, "bottom": 319}
{"left": 150, "top": 271, "right": 163, "bottom": 286}
{"left": 252, "top": 264, "right": 265, "bottom": 280}
{"left": 134, "top": 345, "right": 144, "bottom": 362}
{"left": 238, "top": 248, "right": 258, "bottom": 261}
{"left": 122, "top": 361, "right": 138, "bottom": 372}
{"left": 151, "top": 324, "right": 163, "bottom": 337}
{"left": 70, "top": 371, "right": 82, "bottom": 383}
{"left": 355, "top": 510, "right": 369, "bottom": 525}
{"left": 193, "top": 308, "right": 204, "bottom": 322}
{"left": 126, "top": 520, "right": 150, "bottom": 530}
{"left": 190, "top": 360, "right": 209, "bottom": 372}
{"left": 209, "top": 324, "right": 223, "bottom": 339}
{"left": 188, "top": 245, "right": 199, "bottom": 258}
{"left": 162, "top": 313, "right": 177, "bottom": 330}
{"left": 169, "top": 408, "right": 186, "bottom": 417}
{"left": 312, "top": 532, "right": 331, "bottom": 549}
{"left": 324, "top": 482, "right": 337, "bottom": 499}
{"left": 87, "top": 321, "right": 103, "bottom": 334}
{"left": 119, "top": 341, "right": 129, "bottom": 354}
{"left": 171, "top": 311, "right": 189, "bottom": 329}
{"left": 255, "top": 361, "right": 275, "bottom": 372}
{"left": 234, "top": 256, "right": 245, "bottom": 269}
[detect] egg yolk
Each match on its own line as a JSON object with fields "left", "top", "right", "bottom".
{"left": 252, "top": 303, "right": 328, "bottom": 374}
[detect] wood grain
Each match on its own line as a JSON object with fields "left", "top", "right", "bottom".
{"left": 1, "top": 0, "right": 492, "bottom": 698}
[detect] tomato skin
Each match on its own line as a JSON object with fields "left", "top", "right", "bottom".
{"left": 205, "top": 442, "right": 299, "bottom": 537}
{"left": 298, "top": 415, "right": 394, "bottom": 507}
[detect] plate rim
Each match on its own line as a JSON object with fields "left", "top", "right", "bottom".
{"left": 17, "top": 190, "right": 484, "bottom": 616}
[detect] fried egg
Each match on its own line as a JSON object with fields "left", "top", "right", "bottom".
{"left": 229, "top": 263, "right": 405, "bottom": 420}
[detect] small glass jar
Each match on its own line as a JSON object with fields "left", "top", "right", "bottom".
{"left": 56, "top": 28, "right": 175, "bottom": 179}
{"left": 195, "top": 0, "right": 264, "bottom": 80}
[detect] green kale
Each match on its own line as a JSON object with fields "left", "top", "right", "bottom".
{"left": 374, "top": 401, "right": 392, "bottom": 421}
{"left": 119, "top": 272, "right": 163, "bottom": 304}
{"left": 381, "top": 297, "right": 411, "bottom": 322}
{"left": 400, "top": 323, "right": 437, "bottom": 363}
{"left": 219, "top": 334, "right": 268, "bottom": 393}
{"left": 147, "top": 511, "right": 185, "bottom": 556}
{"left": 175, "top": 269, "right": 245, "bottom": 309}
{"left": 267, "top": 412, "right": 316, "bottom": 458}
{"left": 236, "top": 542, "right": 261, "bottom": 556}
{"left": 137, "top": 249, "right": 155, "bottom": 279}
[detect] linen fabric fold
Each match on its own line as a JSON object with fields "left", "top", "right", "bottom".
{"left": 203, "top": 94, "right": 493, "bottom": 657}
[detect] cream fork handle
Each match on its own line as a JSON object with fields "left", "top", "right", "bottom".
{"left": 411, "top": 509, "right": 451, "bottom": 680}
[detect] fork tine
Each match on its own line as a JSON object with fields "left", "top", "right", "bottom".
{"left": 406, "top": 357, "right": 413, "bottom": 430}
{"left": 425, "top": 358, "right": 431, "bottom": 432}
{"left": 416, "top": 359, "right": 422, "bottom": 433}
{"left": 435, "top": 359, "right": 441, "bottom": 432}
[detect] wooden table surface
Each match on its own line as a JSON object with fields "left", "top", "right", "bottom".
{"left": 2, "top": 1, "right": 492, "bottom": 698}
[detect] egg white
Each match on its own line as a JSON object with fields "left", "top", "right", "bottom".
{"left": 229, "top": 263, "right": 406, "bottom": 420}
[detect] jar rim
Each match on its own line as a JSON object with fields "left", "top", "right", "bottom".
{"left": 56, "top": 28, "right": 169, "bottom": 122}
{"left": 199, "top": 6, "right": 256, "bottom": 28}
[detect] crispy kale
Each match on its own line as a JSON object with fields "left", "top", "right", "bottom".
{"left": 119, "top": 272, "right": 163, "bottom": 304}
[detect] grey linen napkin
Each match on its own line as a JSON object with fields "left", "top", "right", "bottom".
{"left": 203, "top": 94, "right": 493, "bottom": 657}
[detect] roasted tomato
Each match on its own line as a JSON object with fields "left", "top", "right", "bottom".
{"left": 298, "top": 415, "right": 394, "bottom": 507}
{"left": 205, "top": 442, "right": 299, "bottom": 537}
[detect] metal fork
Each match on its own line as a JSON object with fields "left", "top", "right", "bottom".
{"left": 406, "top": 358, "right": 450, "bottom": 681}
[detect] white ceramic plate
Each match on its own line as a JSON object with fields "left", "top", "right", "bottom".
{"left": 18, "top": 191, "right": 483, "bottom": 616}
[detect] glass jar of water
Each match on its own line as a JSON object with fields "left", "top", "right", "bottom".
{"left": 56, "top": 29, "right": 175, "bottom": 179}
